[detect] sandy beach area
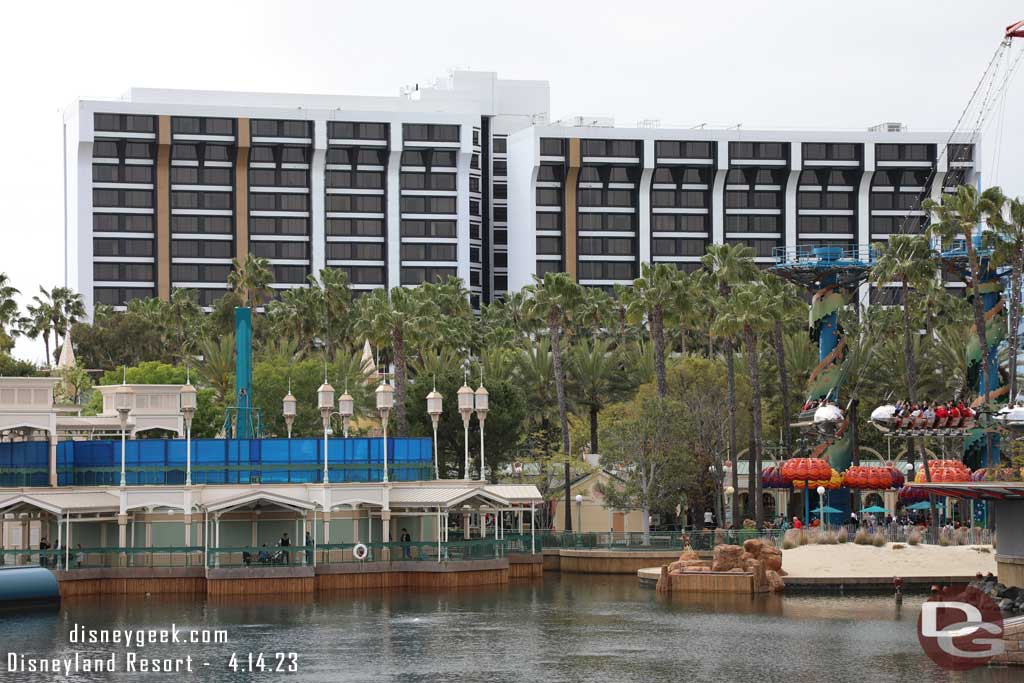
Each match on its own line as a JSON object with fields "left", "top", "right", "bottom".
{"left": 781, "top": 542, "right": 996, "bottom": 579}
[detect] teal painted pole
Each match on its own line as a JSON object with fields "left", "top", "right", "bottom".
{"left": 235, "top": 307, "right": 253, "bottom": 439}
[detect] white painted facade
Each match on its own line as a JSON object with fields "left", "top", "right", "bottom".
{"left": 63, "top": 70, "right": 979, "bottom": 313}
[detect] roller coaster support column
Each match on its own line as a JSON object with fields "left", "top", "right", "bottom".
{"left": 235, "top": 307, "right": 254, "bottom": 439}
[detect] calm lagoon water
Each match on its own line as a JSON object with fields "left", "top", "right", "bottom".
{"left": 0, "top": 575, "right": 1016, "bottom": 682}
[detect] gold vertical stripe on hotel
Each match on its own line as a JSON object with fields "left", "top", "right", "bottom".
{"left": 235, "top": 118, "right": 251, "bottom": 263}
{"left": 564, "top": 138, "right": 581, "bottom": 281}
{"left": 155, "top": 115, "right": 171, "bottom": 301}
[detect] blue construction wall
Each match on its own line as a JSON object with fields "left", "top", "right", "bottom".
{"left": 0, "top": 438, "right": 432, "bottom": 487}
{"left": 0, "top": 442, "right": 49, "bottom": 487}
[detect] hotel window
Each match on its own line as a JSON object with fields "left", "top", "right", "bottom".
{"left": 577, "top": 261, "right": 635, "bottom": 280}
{"left": 327, "top": 242, "right": 384, "bottom": 261}
{"left": 537, "top": 237, "right": 562, "bottom": 255}
{"left": 250, "top": 217, "right": 307, "bottom": 236}
{"left": 536, "top": 213, "right": 561, "bottom": 231}
{"left": 400, "top": 243, "right": 457, "bottom": 261}
{"left": 327, "top": 195, "right": 383, "bottom": 213}
{"left": 172, "top": 215, "right": 232, "bottom": 234}
{"left": 492, "top": 137, "right": 507, "bottom": 153}
{"left": 540, "top": 138, "right": 564, "bottom": 156}
{"left": 399, "top": 220, "right": 454, "bottom": 238}
{"left": 93, "top": 238, "right": 153, "bottom": 257}
{"left": 94, "top": 262, "right": 155, "bottom": 281}
{"left": 402, "top": 124, "right": 459, "bottom": 142}
{"left": 537, "top": 261, "right": 561, "bottom": 276}
{"left": 537, "top": 165, "right": 561, "bottom": 182}
{"left": 326, "top": 218, "right": 385, "bottom": 237}
{"left": 400, "top": 267, "right": 457, "bottom": 285}
{"left": 250, "top": 242, "right": 309, "bottom": 259}
{"left": 171, "top": 240, "right": 232, "bottom": 259}
{"left": 493, "top": 160, "right": 507, "bottom": 176}
{"left": 94, "top": 214, "right": 154, "bottom": 233}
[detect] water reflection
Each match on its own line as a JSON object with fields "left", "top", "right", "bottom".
{"left": 0, "top": 575, "right": 1011, "bottom": 682}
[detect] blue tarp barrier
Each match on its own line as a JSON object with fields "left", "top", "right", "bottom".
{"left": 0, "top": 438, "right": 432, "bottom": 487}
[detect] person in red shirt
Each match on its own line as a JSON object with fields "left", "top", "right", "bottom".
{"left": 948, "top": 402, "right": 961, "bottom": 426}
{"left": 792, "top": 517, "right": 803, "bottom": 529}
{"left": 935, "top": 402, "right": 948, "bottom": 427}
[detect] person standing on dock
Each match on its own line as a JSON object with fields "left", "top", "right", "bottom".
{"left": 400, "top": 528, "right": 412, "bottom": 559}
{"left": 279, "top": 532, "right": 291, "bottom": 564}
{"left": 305, "top": 531, "right": 314, "bottom": 566}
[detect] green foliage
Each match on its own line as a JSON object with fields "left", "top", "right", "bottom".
{"left": 0, "top": 352, "right": 39, "bottom": 377}
{"left": 85, "top": 361, "right": 219, "bottom": 437}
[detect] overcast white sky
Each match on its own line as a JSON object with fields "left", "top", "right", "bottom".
{"left": 2, "top": 0, "right": 1022, "bottom": 363}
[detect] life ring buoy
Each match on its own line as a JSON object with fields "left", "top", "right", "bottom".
{"left": 353, "top": 543, "right": 368, "bottom": 560}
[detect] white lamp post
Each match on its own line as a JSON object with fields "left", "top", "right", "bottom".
{"left": 180, "top": 380, "right": 197, "bottom": 486}
{"left": 282, "top": 389, "right": 297, "bottom": 439}
{"left": 114, "top": 383, "right": 133, "bottom": 488}
{"left": 575, "top": 493, "right": 583, "bottom": 532}
{"left": 426, "top": 386, "right": 443, "bottom": 479}
{"left": 474, "top": 383, "right": 489, "bottom": 482}
{"left": 376, "top": 379, "right": 394, "bottom": 483}
{"left": 457, "top": 382, "right": 474, "bottom": 480}
{"left": 338, "top": 390, "right": 354, "bottom": 438}
{"left": 318, "top": 380, "right": 335, "bottom": 484}
{"left": 816, "top": 484, "right": 826, "bottom": 526}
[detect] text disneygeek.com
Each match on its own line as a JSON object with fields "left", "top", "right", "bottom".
{"left": 5, "top": 624, "right": 299, "bottom": 675}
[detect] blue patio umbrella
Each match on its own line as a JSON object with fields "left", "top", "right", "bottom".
{"left": 906, "top": 501, "right": 933, "bottom": 511}
{"left": 811, "top": 505, "right": 842, "bottom": 514}
{"left": 861, "top": 505, "right": 888, "bottom": 514}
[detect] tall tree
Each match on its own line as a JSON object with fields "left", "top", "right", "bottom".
{"left": 715, "top": 284, "right": 772, "bottom": 528}
{"left": 567, "top": 338, "right": 629, "bottom": 454}
{"left": 871, "top": 233, "right": 938, "bottom": 530}
{"left": 924, "top": 185, "right": 1005, "bottom": 407}
{"left": 625, "top": 262, "right": 682, "bottom": 398}
{"left": 702, "top": 243, "right": 757, "bottom": 524}
{"left": 0, "top": 273, "right": 20, "bottom": 354}
{"left": 524, "top": 272, "right": 581, "bottom": 531}
{"left": 597, "top": 387, "right": 690, "bottom": 542}
{"left": 759, "top": 273, "right": 804, "bottom": 455}
{"left": 227, "top": 256, "right": 274, "bottom": 309}
{"left": 355, "top": 286, "right": 438, "bottom": 437}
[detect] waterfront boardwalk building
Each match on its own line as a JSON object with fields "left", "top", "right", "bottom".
{"left": 0, "top": 377, "right": 543, "bottom": 596}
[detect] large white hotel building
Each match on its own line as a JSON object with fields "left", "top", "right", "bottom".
{"left": 63, "top": 70, "right": 978, "bottom": 313}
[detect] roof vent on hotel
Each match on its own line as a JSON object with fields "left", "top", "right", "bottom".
{"left": 868, "top": 121, "right": 906, "bottom": 133}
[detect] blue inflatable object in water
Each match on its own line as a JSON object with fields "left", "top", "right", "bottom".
{"left": 0, "top": 566, "right": 60, "bottom": 607}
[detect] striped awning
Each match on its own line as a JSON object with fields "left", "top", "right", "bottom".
{"left": 908, "top": 482, "right": 1024, "bottom": 501}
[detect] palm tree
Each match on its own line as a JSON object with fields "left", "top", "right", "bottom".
{"left": 759, "top": 273, "right": 805, "bottom": 455}
{"left": 625, "top": 262, "right": 682, "bottom": 398}
{"left": 355, "top": 286, "right": 438, "bottom": 436}
{"left": 0, "top": 273, "right": 20, "bottom": 353}
{"left": 227, "top": 256, "right": 274, "bottom": 309}
{"left": 870, "top": 234, "right": 936, "bottom": 408}
{"left": 871, "top": 233, "right": 939, "bottom": 532}
{"left": 168, "top": 288, "right": 204, "bottom": 360}
{"left": 702, "top": 243, "right": 758, "bottom": 523}
{"left": 715, "top": 284, "right": 772, "bottom": 528}
{"left": 317, "top": 267, "right": 353, "bottom": 357}
{"left": 987, "top": 196, "right": 1024, "bottom": 401}
{"left": 568, "top": 339, "right": 628, "bottom": 454}
{"left": 576, "top": 287, "right": 610, "bottom": 339}
{"left": 924, "top": 185, "right": 1005, "bottom": 407}
{"left": 198, "top": 334, "right": 235, "bottom": 411}
{"left": 24, "top": 293, "right": 55, "bottom": 366}
{"left": 524, "top": 272, "right": 581, "bottom": 531}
